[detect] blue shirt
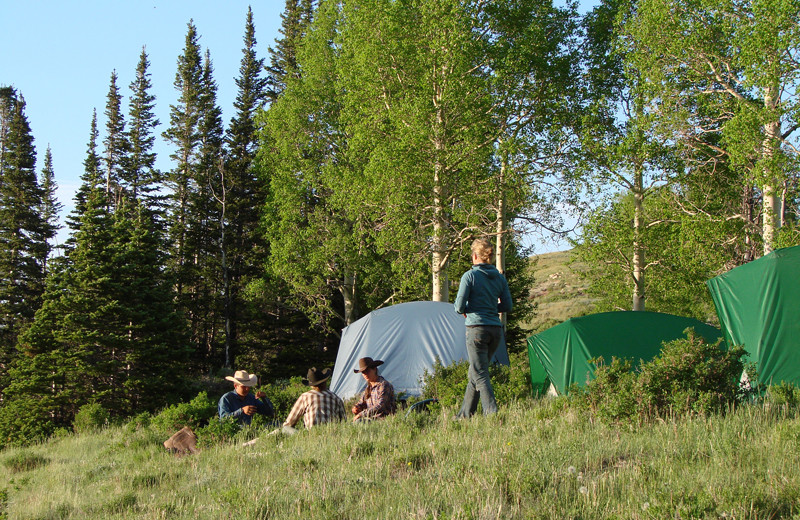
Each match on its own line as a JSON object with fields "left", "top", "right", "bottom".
{"left": 454, "top": 263, "right": 513, "bottom": 326}
{"left": 218, "top": 390, "right": 275, "bottom": 425}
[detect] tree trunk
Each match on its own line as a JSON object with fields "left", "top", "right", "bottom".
{"left": 496, "top": 158, "right": 508, "bottom": 327}
{"left": 761, "top": 85, "right": 781, "bottom": 256}
{"left": 632, "top": 162, "right": 645, "bottom": 311}
{"left": 341, "top": 269, "right": 358, "bottom": 326}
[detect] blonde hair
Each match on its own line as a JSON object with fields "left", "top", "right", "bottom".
{"left": 471, "top": 238, "right": 493, "bottom": 263}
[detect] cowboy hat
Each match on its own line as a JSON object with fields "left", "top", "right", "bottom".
{"left": 225, "top": 370, "right": 258, "bottom": 387}
{"left": 302, "top": 367, "right": 333, "bottom": 386}
{"left": 353, "top": 357, "right": 384, "bottom": 373}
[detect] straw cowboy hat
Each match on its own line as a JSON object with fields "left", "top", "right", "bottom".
{"left": 302, "top": 367, "right": 333, "bottom": 386}
{"left": 353, "top": 357, "right": 384, "bottom": 373}
{"left": 225, "top": 370, "right": 258, "bottom": 387}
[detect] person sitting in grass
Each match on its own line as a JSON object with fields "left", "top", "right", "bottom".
{"left": 282, "top": 367, "right": 346, "bottom": 433}
{"left": 218, "top": 370, "right": 275, "bottom": 426}
{"left": 351, "top": 357, "right": 397, "bottom": 421}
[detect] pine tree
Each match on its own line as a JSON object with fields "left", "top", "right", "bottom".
{"left": 163, "top": 21, "right": 204, "bottom": 301}
{"left": 38, "top": 146, "right": 62, "bottom": 262}
{"left": 221, "top": 7, "right": 269, "bottom": 367}
{"left": 265, "top": 0, "right": 315, "bottom": 102}
{"left": 67, "top": 111, "right": 101, "bottom": 234}
{"left": 0, "top": 90, "right": 48, "bottom": 396}
{"left": 102, "top": 71, "right": 129, "bottom": 206}
{"left": 125, "top": 48, "right": 161, "bottom": 205}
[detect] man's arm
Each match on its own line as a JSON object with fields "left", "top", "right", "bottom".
{"left": 254, "top": 393, "right": 275, "bottom": 417}
{"left": 283, "top": 394, "right": 307, "bottom": 427}
{"left": 218, "top": 394, "right": 244, "bottom": 420}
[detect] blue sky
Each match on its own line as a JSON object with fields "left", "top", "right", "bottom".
{"left": 1, "top": 1, "right": 284, "bottom": 246}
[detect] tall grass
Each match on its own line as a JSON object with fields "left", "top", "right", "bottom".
{"left": 2, "top": 400, "right": 800, "bottom": 519}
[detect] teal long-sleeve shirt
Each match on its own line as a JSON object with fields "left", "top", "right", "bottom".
{"left": 453, "top": 263, "right": 513, "bottom": 326}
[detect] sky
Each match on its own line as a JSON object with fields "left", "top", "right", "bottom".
{"left": 1, "top": 0, "right": 577, "bottom": 253}
{"left": 1, "top": 1, "right": 284, "bottom": 246}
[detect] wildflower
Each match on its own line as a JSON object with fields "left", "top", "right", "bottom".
{"left": 642, "top": 502, "right": 650, "bottom": 511}
{"left": 579, "top": 486, "right": 588, "bottom": 495}
{"left": 407, "top": 462, "right": 412, "bottom": 466}
{"left": 568, "top": 466, "right": 576, "bottom": 474}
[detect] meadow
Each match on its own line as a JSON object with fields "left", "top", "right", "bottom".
{"left": 2, "top": 398, "right": 799, "bottom": 519}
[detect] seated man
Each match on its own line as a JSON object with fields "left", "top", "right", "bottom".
{"left": 282, "top": 367, "right": 346, "bottom": 432}
{"left": 351, "top": 357, "right": 397, "bottom": 421}
{"left": 218, "top": 370, "right": 274, "bottom": 426}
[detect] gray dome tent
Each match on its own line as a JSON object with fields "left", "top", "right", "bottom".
{"left": 330, "top": 301, "right": 510, "bottom": 400}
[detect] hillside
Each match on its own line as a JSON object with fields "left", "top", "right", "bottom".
{"left": 524, "top": 249, "right": 597, "bottom": 334}
{"left": 2, "top": 402, "right": 798, "bottom": 519}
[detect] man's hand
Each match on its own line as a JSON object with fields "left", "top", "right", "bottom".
{"left": 242, "top": 405, "right": 257, "bottom": 415}
{"left": 255, "top": 391, "right": 266, "bottom": 400}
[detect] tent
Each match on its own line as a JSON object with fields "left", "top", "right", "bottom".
{"left": 527, "top": 311, "right": 723, "bottom": 394}
{"left": 706, "top": 245, "right": 800, "bottom": 387}
{"left": 330, "top": 301, "right": 510, "bottom": 400}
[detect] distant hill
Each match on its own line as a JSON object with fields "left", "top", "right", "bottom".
{"left": 523, "top": 249, "right": 597, "bottom": 334}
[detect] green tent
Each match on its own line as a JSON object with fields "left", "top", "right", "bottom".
{"left": 706, "top": 245, "right": 800, "bottom": 387}
{"left": 527, "top": 311, "right": 723, "bottom": 394}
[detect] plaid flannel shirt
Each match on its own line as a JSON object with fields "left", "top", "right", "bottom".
{"left": 283, "top": 389, "right": 346, "bottom": 429}
{"left": 353, "top": 376, "right": 397, "bottom": 419}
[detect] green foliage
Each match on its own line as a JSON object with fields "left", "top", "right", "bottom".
{"left": 0, "top": 488, "right": 6, "bottom": 520}
{"left": 420, "top": 352, "right": 533, "bottom": 410}
{"left": 571, "top": 329, "right": 747, "bottom": 423}
{"left": 0, "top": 398, "right": 56, "bottom": 450}
{"left": 73, "top": 403, "right": 110, "bottom": 434}
{"left": 195, "top": 417, "right": 241, "bottom": 448}
{"left": 766, "top": 382, "right": 800, "bottom": 408}
{"left": 2, "top": 451, "right": 49, "bottom": 474}
{"left": 261, "top": 377, "right": 308, "bottom": 418}
{"left": 150, "top": 392, "right": 217, "bottom": 433}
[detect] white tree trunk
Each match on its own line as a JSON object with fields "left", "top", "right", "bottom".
{"left": 632, "top": 163, "right": 645, "bottom": 311}
{"left": 762, "top": 86, "right": 781, "bottom": 256}
{"left": 341, "top": 270, "right": 358, "bottom": 326}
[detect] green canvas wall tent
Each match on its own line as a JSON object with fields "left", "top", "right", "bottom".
{"left": 706, "top": 245, "right": 800, "bottom": 388}
{"left": 527, "top": 311, "right": 723, "bottom": 394}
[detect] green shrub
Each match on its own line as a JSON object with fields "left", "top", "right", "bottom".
{"left": 0, "top": 399, "right": 56, "bottom": 450}
{"left": 2, "top": 451, "right": 49, "bottom": 474}
{"left": 196, "top": 417, "right": 241, "bottom": 448}
{"left": 261, "top": 376, "right": 308, "bottom": 418}
{"left": 766, "top": 381, "right": 800, "bottom": 408}
{"left": 419, "top": 352, "right": 533, "bottom": 410}
{"left": 0, "top": 488, "right": 7, "bottom": 520}
{"left": 571, "top": 328, "right": 748, "bottom": 423}
{"left": 151, "top": 392, "right": 217, "bottom": 432}
{"left": 637, "top": 329, "right": 745, "bottom": 417}
{"left": 73, "top": 403, "right": 110, "bottom": 434}
{"left": 570, "top": 357, "right": 638, "bottom": 423}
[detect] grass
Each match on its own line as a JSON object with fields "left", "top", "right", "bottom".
{"left": 525, "top": 250, "right": 597, "bottom": 333}
{"left": 2, "top": 400, "right": 800, "bottom": 519}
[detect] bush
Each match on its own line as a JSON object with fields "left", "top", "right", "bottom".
{"left": 0, "top": 399, "right": 56, "bottom": 450}
{"left": 571, "top": 328, "right": 748, "bottom": 423}
{"left": 2, "top": 451, "right": 49, "bottom": 474}
{"left": 766, "top": 381, "right": 800, "bottom": 408}
{"left": 73, "top": 403, "right": 110, "bottom": 434}
{"left": 196, "top": 417, "right": 241, "bottom": 448}
{"left": 419, "top": 352, "right": 533, "bottom": 410}
{"left": 151, "top": 392, "right": 217, "bottom": 432}
{"left": 261, "top": 377, "right": 308, "bottom": 419}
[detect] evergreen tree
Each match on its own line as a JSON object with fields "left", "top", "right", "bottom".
{"left": 102, "top": 71, "right": 129, "bottom": 206}
{"left": 0, "top": 90, "right": 48, "bottom": 397}
{"left": 38, "top": 145, "right": 62, "bottom": 262}
{"left": 265, "top": 0, "right": 315, "bottom": 102}
{"left": 221, "top": 6, "right": 269, "bottom": 367}
{"left": 126, "top": 48, "right": 161, "bottom": 205}
{"left": 163, "top": 20, "right": 204, "bottom": 340}
{"left": 67, "top": 111, "right": 101, "bottom": 234}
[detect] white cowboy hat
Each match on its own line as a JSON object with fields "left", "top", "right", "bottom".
{"left": 225, "top": 370, "right": 258, "bottom": 387}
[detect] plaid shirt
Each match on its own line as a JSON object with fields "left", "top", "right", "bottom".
{"left": 353, "top": 376, "right": 397, "bottom": 419}
{"left": 283, "top": 389, "right": 346, "bottom": 429}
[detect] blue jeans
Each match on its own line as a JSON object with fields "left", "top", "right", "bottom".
{"left": 458, "top": 325, "right": 502, "bottom": 417}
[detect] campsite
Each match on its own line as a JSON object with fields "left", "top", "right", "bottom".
{"left": 3, "top": 0, "right": 800, "bottom": 517}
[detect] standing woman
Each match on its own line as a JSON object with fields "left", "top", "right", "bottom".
{"left": 454, "top": 238, "right": 513, "bottom": 417}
